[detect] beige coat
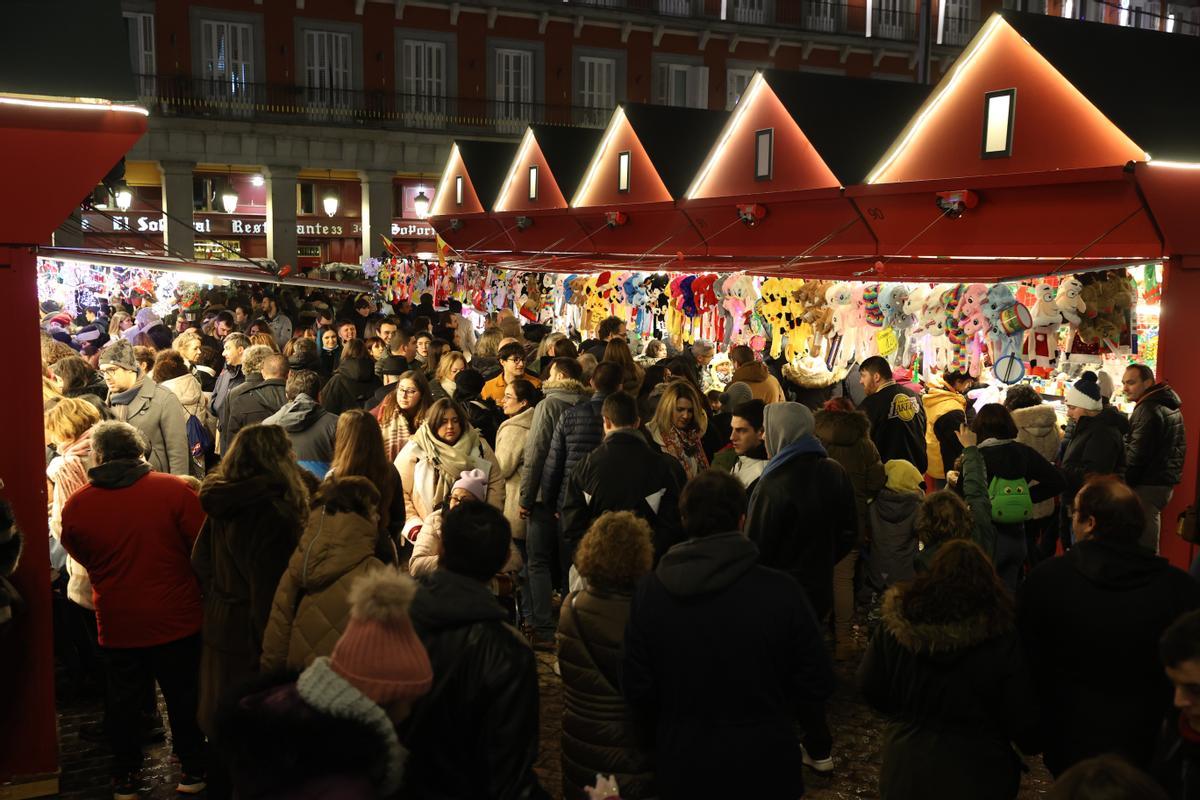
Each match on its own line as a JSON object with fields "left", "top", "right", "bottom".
{"left": 494, "top": 407, "right": 534, "bottom": 540}
{"left": 1012, "top": 404, "right": 1063, "bottom": 520}
{"left": 394, "top": 434, "right": 504, "bottom": 535}
{"left": 259, "top": 507, "right": 385, "bottom": 673}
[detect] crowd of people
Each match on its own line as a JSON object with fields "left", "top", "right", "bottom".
{"left": 32, "top": 285, "right": 1200, "bottom": 800}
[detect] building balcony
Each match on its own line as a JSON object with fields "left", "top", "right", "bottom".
{"left": 136, "top": 75, "right": 613, "bottom": 134}
{"left": 1007, "top": 0, "right": 1200, "bottom": 35}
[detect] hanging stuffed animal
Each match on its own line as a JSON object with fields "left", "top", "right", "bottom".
{"left": 825, "top": 281, "right": 855, "bottom": 367}
{"left": 1024, "top": 281, "right": 1060, "bottom": 370}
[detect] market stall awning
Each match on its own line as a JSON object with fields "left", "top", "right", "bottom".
{"left": 491, "top": 125, "right": 604, "bottom": 259}
{"left": 850, "top": 11, "right": 1169, "bottom": 265}
{"left": 682, "top": 70, "right": 928, "bottom": 260}
{"left": 430, "top": 139, "right": 519, "bottom": 255}
{"left": 569, "top": 103, "right": 729, "bottom": 260}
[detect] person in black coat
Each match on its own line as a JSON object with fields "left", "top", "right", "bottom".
{"left": 1152, "top": 609, "right": 1200, "bottom": 800}
{"left": 966, "top": 403, "right": 1065, "bottom": 592}
{"left": 319, "top": 340, "right": 381, "bottom": 416}
{"left": 399, "top": 503, "right": 549, "bottom": 800}
{"left": 1123, "top": 364, "right": 1188, "bottom": 553}
{"left": 542, "top": 363, "right": 622, "bottom": 516}
{"left": 623, "top": 470, "right": 835, "bottom": 799}
{"left": 560, "top": 393, "right": 686, "bottom": 561}
{"left": 225, "top": 354, "right": 289, "bottom": 444}
{"left": 744, "top": 401, "right": 855, "bottom": 770}
{"left": 858, "top": 356, "right": 928, "bottom": 473}
{"left": 1060, "top": 373, "right": 1128, "bottom": 504}
{"left": 1017, "top": 476, "right": 1200, "bottom": 778}
{"left": 452, "top": 367, "right": 503, "bottom": 449}
{"left": 858, "top": 539, "right": 1040, "bottom": 800}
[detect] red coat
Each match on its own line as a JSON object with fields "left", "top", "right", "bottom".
{"left": 61, "top": 462, "right": 206, "bottom": 648}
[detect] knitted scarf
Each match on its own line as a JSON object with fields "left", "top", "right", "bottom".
{"left": 659, "top": 425, "right": 709, "bottom": 480}
{"left": 379, "top": 411, "right": 414, "bottom": 463}
{"left": 410, "top": 423, "right": 483, "bottom": 501}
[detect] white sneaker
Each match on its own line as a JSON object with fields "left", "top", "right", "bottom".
{"left": 800, "top": 744, "right": 834, "bottom": 774}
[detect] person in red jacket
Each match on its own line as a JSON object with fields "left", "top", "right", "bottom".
{"left": 60, "top": 420, "right": 208, "bottom": 800}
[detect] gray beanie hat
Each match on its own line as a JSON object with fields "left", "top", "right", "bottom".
{"left": 721, "top": 381, "right": 754, "bottom": 413}
{"left": 98, "top": 339, "right": 138, "bottom": 372}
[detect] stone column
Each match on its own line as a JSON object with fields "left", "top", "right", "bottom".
{"left": 159, "top": 160, "right": 195, "bottom": 259}
{"left": 52, "top": 208, "right": 84, "bottom": 248}
{"left": 360, "top": 169, "right": 395, "bottom": 261}
{"left": 266, "top": 165, "right": 299, "bottom": 270}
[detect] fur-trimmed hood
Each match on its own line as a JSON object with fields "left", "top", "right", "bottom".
{"left": 814, "top": 408, "right": 871, "bottom": 448}
{"left": 880, "top": 584, "right": 1014, "bottom": 657}
{"left": 541, "top": 378, "right": 591, "bottom": 397}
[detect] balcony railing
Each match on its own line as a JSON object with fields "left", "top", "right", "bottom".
{"left": 137, "top": 75, "right": 614, "bottom": 134}
{"left": 870, "top": 5, "right": 919, "bottom": 40}
{"left": 940, "top": 12, "right": 978, "bottom": 45}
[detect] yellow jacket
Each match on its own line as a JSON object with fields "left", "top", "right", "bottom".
{"left": 923, "top": 381, "right": 967, "bottom": 479}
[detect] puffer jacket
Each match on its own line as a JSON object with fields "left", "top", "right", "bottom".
{"left": 1060, "top": 405, "right": 1128, "bottom": 502}
{"left": 1011, "top": 404, "right": 1062, "bottom": 519}
{"left": 400, "top": 569, "right": 548, "bottom": 800}
{"left": 814, "top": 408, "right": 887, "bottom": 541}
{"left": 519, "top": 379, "right": 591, "bottom": 509}
{"left": 259, "top": 507, "right": 385, "bottom": 673}
{"left": 558, "top": 584, "right": 654, "bottom": 800}
{"left": 867, "top": 487, "right": 923, "bottom": 591}
{"left": 496, "top": 407, "right": 535, "bottom": 540}
{"left": 922, "top": 381, "right": 967, "bottom": 480}
{"left": 858, "top": 583, "right": 1040, "bottom": 800}
{"left": 320, "top": 357, "right": 381, "bottom": 415}
{"left": 542, "top": 393, "right": 610, "bottom": 512}
{"left": 193, "top": 476, "right": 306, "bottom": 734}
{"left": 730, "top": 362, "right": 785, "bottom": 405}
{"left": 1126, "top": 383, "right": 1187, "bottom": 487}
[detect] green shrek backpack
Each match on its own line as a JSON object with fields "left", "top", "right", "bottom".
{"left": 988, "top": 476, "right": 1033, "bottom": 524}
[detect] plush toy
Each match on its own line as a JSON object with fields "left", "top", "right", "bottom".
{"left": 1024, "top": 281, "right": 1060, "bottom": 369}
{"left": 758, "top": 277, "right": 792, "bottom": 359}
{"left": 825, "top": 282, "right": 855, "bottom": 366}
{"left": 1055, "top": 275, "right": 1085, "bottom": 326}
{"left": 722, "top": 273, "right": 757, "bottom": 341}
{"left": 861, "top": 283, "right": 885, "bottom": 328}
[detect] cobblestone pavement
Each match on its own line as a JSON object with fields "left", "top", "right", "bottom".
{"left": 59, "top": 632, "right": 1052, "bottom": 799}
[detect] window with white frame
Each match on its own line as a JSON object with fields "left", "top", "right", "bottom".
{"left": 726, "top": 69, "right": 755, "bottom": 110}
{"left": 495, "top": 48, "right": 533, "bottom": 122}
{"left": 304, "top": 30, "right": 351, "bottom": 106}
{"left": 401, "top": 40, "right": 447, "bottom": 115}
{"left": 656, "top": 63, "right": 709, "bottom": 109}
{"left": 579, "top": 56, "right": 616, "bottom": 111}
{"left": 873, "top": 0, "right": 913, "bottom": 39}
{"left": 200, "top": 19, "right": 254, "bottom": 99}
{"left": 123, "top": 12, "right": 155, "bottom": 96}
{"left": 939, "top": 0, "right": 974, "bottom": 44}
{"left": 729, "top": 0, "right": 768, "bottom": 23}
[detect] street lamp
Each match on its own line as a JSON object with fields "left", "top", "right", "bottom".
{"left": 221, "top": 180, "right": 239, "bottom": 214}
{"left": 114, "top": 182, "right": 133, "bottom": 212}
{"left": 322, "top": 185, "right": 339, "bottom": 217}
{"left": 414, "top": 187, "right": 430, "bottom": 219}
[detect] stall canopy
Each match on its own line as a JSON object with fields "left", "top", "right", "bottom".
{"left": 431, "top": 139, "right": 519, "bottom": 255}
{"left": 491, "top": 125, "right": 605, "bottom": 262}
{"left": 683, "top": 70, "right": 928, "bottom": 263}
{"left": 568, "top": 103, "right": 728, "bottom": 264}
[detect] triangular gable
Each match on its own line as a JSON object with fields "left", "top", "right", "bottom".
{"left": 687, "top": 72, "right": 839, "bottom": 200}
{"left": 432, "top": 143, "right": 482, "bottom": 217}
{"left": 494, "top": 128, "right": 568, "bottom": 213}
{"left": 867, "top": 14, "right": 1147, "bottom": 185}
{"left": 432, "top": 140, "right": 517, "bottom": 217}
{"left": 623, "top": 104, "right": 730, "bottom": 198}
{"left": 571, "top": 107, "right": 672, "bottom": 208}
{"left": 535, "top": 125, "right": 605, "bottom": 202}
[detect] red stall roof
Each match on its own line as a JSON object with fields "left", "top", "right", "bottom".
{"left": 492, "top": 125, "right": 604, "bottom": 258}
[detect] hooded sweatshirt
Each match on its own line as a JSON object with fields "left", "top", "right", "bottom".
{"left": 265, "top": 394, "right": 339, "bottom": 476}
{"left": 655, "top": 531, "right": 759, "bottom": 597}
{"left": 761, "top": 402, "right": 824, "bottom": 477}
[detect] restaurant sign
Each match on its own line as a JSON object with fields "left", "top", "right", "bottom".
{"left": 82, "top": 213, "right": 436, "bottom": 240}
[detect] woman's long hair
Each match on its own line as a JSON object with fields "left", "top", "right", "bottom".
{"left": 209, "top": 424, "right": 310, "bottom": 524}
{"left": 108, "top": 312, "right": 132, "bottom": 338}
{"left": 435, "top": 351, "right": 466, "bottom": 384}
{"left": 425, "top": 397, "right": 473, "bottom": 443}
{"left": 424, "top": 338, "right": 450, "bottom": 380}
{"left": 653, "top": 379, "right": 708, "bottom": 436}
{"left": 603, "top": 338, "right": 642, "bottom": 386}
{"left": 900, "top": 539, "right": 1013, "bottom": 629}
{"left": 378, "top": 370, "right": 431, "bottom": 427}
{"left": 331, "top": 409, "right": 393, "bottom": 491}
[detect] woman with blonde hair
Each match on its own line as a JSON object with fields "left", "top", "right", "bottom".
{"left": 394, "top": 398, "right": 504, "bottom": 543}
{"left": 649, "top": 380, "right": 709, "bottom": 480}
{"left": 45, "top": 397, "right": 102, "bottom": 608}
{"left": 329, "top": 409, "right": 405, "bottom": 557}
{"left": 471, "top": 328, "right": 504, "bottom": 380}
{"left": 603, "top": 338, "right": 645, "bottom": 396}
{"left": 193, "top": 424, "right": 310, "bottom": 742}
{"left": 434, "top": 350, "right": 467, "bottom": 400}
{"left": 108, "top": 311, "right": 133, "bottom": 339}
{"left": 558, "top": 510, "right": 656, "bottom": 799}
{"left": 372, "top": 370, "right": 432, "bottom": 462}
{"left": 153, "top": 349, "right": 217, "bottom": 476}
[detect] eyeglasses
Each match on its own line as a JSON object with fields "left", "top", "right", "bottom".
{"left": 505, "top": 356, "right": 526, "bottom": 364}
{"left": 398, "top": 387, "right": 420, "bottom": 396}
